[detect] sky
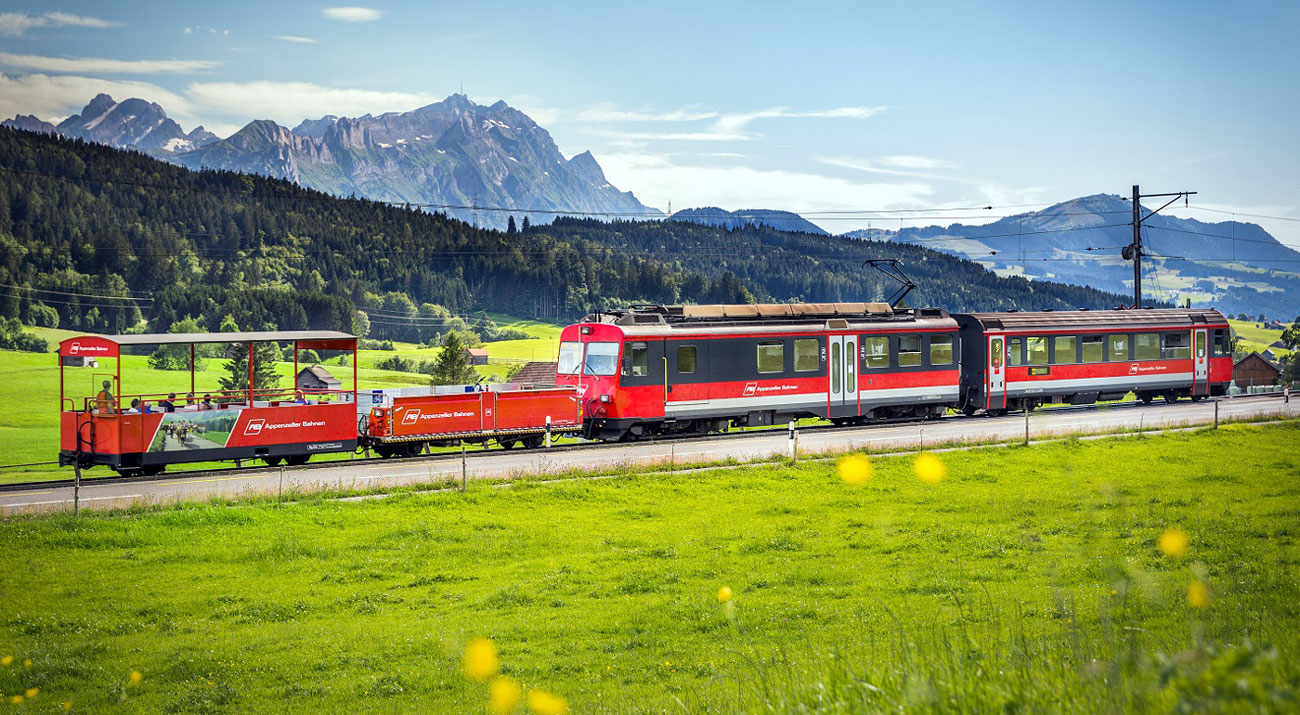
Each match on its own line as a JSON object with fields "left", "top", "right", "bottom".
{"left": 1, "top": 0, "right": 1298, "bottom": 247}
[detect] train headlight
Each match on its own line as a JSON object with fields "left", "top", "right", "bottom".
{"left": 599, "top": 394, "right": 611, "bottom": 403}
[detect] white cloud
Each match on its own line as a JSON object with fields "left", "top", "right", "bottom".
{"left": 184, "top": 81, "right": 436, "bottom": 124}
{"left": 0, "top": 11, "right": 121, "bottom": 36}
{"left": 581, "top": 104, "right": 887, "bottom": 143}
{"left": 274, "top": 35, "right": 319, "bottom": 44}
{"left": 322, "top": 7, "right": 384, "bottom": 22}
{"left": 0, "top": 52, "right": 218, "bottom": 75}
{"left": 597, "top": 152, "right": 934, "bottom": 226}
{"left": 878, "top": 154, "right": 956, "bottom": 170}
{"left": 574, "top": 104, "right": 719, "bottom": 123}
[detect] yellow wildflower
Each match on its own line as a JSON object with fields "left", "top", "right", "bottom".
{"left": 463, "top": 638, "right": 500, "bottom": 682}
{"left": 10, "top": 695, "right": 22, "bottom": 705}
{"left": 1187, "top": 580, "right": 1210, "bottom": 609}
{"left": 129, "top": 671, "right": 143, "bottom": 686}
{"left": 526, "top": 689, "right": 569, "bottom": 715}
{"left": 717, "top": 586, "right": 733, "bottom": 603}
{"left": 487, "top": 676, "right": 521, "bottom": 715}
{"left": 0, "top": 655, "right": 11, "bottom": 667}
{"left": 24, "top": 687, "right": 38, "bottom": 698}
{"left": 64, "top": 702, "right": 74, "bottom": 712}
{"left": 22, "top": 659, "right": 31, "bottom": 668}
{"left": 1157, "top": 529, "right": 1188, "bottom": 558}
{"left": 913, "top": 453, "right": 946, "bottom": 483}
{"left": 837, "top": 454, "right": 872, "bottom": 485}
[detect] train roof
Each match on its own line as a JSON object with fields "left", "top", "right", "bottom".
{"left": 59, "top": 330, "right": 355, "bottom": 347}
{"left": 958, "top": 308, "right": 1227, "bottom": 331}
{"left": 581, "top": 302, "right": 956, "bottom": 335}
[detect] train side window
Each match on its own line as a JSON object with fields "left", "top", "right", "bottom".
{"left": 1008, "top": 338, "right": 1023, "bottom": 366}
{"left": 830, "top": 342, "right": 841, "bottom": 393}
{"left": 897, "top": 335, "right": 922, "bottom": 367}
{"left": 1212, "top": 329, "right": 1229, "bottom": 356}
{"left": 929, "top": 335, "right": 954, "bottom": 366}
{"left": 1196, "top": 331, "right": 1206, "bottom": 359}
{"left": 1081, "top": 335, "right": 1104, "bottom": 363}
{"left": 1052, "top": 336, "right": 1077, "bottom": 364}
{"left": 624, "top": 342, "right": 649, "bottom": 377}
{"left": 863, "top": 336, "right": 889, "bottom": 368}
{"left": 793, "top": 338, "right": 820, "bottom": 372}
{"left": 1026, "top": 337, "right": 1049, "bottom": 365}
{"left": 1110, "top": 334, "right": 1129, "bottom": 361}
{"left": 677, "top": 345, "right": 696, "bottom": 374}
{"left": 1134, "top": 333, "right": 1160, "bottom": 360}
{"left": 757, "top": 341, "right": 784, "bottom": 374}
{"left": 1163, "top": 332, "right": 1190, "bottom": 359}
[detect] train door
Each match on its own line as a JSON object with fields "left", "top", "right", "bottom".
{"left": 1192, "top": 328, "right": 1208, "bottom": 396}
{"left": 828, "top": 335, "right": 857, "bottom": 416}
{"left": 987, "top": 335, "right": 1006, "bottom": 410}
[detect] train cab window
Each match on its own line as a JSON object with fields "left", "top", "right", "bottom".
{"left": 1026, "top": 337, "right": 1049, "bottom": 365}
{"left": 1052, "top": 336, "right": 1077, "bottom": 364}
{"left": 676, "top": 345, "right": 696, "bottom": 374}
{"left": 623, "top": 342, "right": 649, "bottom": 377}
{"left": 897, "top": 335, "right": 923, "bottom": 367}
{"left": 1008, "top": 338, "right": 1024, "bottom": 366}
{"left": 1163, "top": 332, "right": 1190, "bottom": 359}
{"left": 1081, "top": 336, "right": 1104, "bottom": 363}
{"left": 863, "top": 336, "right": 889, "bottom": 368}
{"left": 793, "top": 338, "right": 820, "bottom": 372}
{"left": 583, "top": 341, "right": 620, "bottom": 376}
{"left": 1134, "top": 333, "right": 1160, "bottom": 360}
{"left": 1212, "top": 329, "right": 1229, "bottom": 356}
{"left": 1110, "top": 334, "right": 1129, "bottom": 361}
{"left": 929, "top": 335, "right": 954, "bottom": 366}
{"left": 557, "top": 341, "right": 582, "bottom": 374}
{"left": 1196, "top": 331, "right": 1206, "bottom": 359}
{"left": 757, "top": 341, "right": 784, "bottom": 374}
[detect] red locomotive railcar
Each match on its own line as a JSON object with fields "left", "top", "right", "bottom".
{"left": 955, "top": 309, "right": 1232, "bottom": 413}
{"left": 555, "top": 302, "right": 961, "bottom": 440}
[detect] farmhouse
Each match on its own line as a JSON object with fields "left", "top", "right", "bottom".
{"left": 1233, "top": 352, "right": 1281, "bottom": 388}
{"left": 296, "top": 364, "right": 341, "bottom": 391}
{"left": 462, "top": 347, "right": 489, "bottom": 365}
{"left": 511, "top": 361, "right": 558, "bottom": 386}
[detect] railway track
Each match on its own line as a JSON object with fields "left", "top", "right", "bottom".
{"left": 4, "top": 394, "right": 1278, "bottom": 494}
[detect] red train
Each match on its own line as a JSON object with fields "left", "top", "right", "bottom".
{"left": 556, "top": 303, "right": 1232, "bottom": 441}
{"left": 56, "top": 303, "right": 1233, "bottom": 473}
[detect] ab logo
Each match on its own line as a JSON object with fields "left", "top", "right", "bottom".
{"left": 743, "top": 382, "right": 758, "bottom": 396}
{"left": 402, "top": 409, "right": 421, "bottom": 425}
{"left": 243, "top": 419, "right": 265, "bottom": 436}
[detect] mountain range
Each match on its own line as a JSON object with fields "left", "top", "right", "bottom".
{"left": 3, "top": 93, "right": 657, "bottom": 229}
{"left": 841, "top": 194, "right": 1300, "bottom": 319}
{"left": 669, "top": 207, "right": 828, "bottom": 235}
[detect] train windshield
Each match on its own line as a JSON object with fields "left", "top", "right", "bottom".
{"left": 557, "top": 341, "right": 583, "bottom": 375}
{"left": 583, "top": 342, "right": 620, "bottom": 376}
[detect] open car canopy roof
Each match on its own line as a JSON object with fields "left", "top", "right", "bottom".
{"left": 59, "top": 331, "right": 355, "bottom": 358}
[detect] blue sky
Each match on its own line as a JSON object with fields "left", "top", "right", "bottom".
{"left": 1, "top": 1, "right": 1298, "bottom": 247}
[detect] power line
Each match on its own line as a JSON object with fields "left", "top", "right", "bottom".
{"left": 1183, "top": 205, "right": 1300, "bottom": 223}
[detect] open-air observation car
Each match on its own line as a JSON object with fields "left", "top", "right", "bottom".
{"left": 58, "top": 330, "right": 360, "bottom": 476}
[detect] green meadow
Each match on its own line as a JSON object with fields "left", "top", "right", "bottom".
{"left": 0, "top": 422, "right": 1297, "bottom": 713}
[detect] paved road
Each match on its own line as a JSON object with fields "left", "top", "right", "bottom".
{"left": 4, "top": 394, "right": 1295, "bottom": 515}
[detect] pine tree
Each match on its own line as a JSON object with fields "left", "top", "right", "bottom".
{"left": 506, "top": 215, "right": 517, "bottom": 234}
{"left": 521, "top": 216, "right": 530, "bottom": 231}
{"left": 432, "top": 331, "right": 478, "bottom": 385}
{"left": 216, "top": 316, "right": 282, "bottom": 395}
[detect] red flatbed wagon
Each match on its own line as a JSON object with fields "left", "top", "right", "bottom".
{"left": 363, "top": 385, "right": 581, "bottom": 456}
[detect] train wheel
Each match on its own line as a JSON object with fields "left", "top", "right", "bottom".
{"left": 263, "top": 456, "right": 283, "bottom": 467}
{"left": 1163, "top": 391, "right": 1180, "bottom": 403}
{"left": 499, "top": 439, "right": 517, "bottom": 450}
{"left": 962, "top": 405, "right": 977, "bottom": 417}
{"left": 140, "top": 465, "right": 166, "bottom": 477}
{"left": 373, "top": 446, "right": 395, "bottom": 458}
{"left": 402, "top": 443, "right": 423, "bottom": 458}
{"left": 1139, "top": 393, "right": 1154, "bottom": 405}
{"left": 523, "top": 436, "right": 545, "bottom": 449}
{"left": 286, "top": 454, "right": 310, "bottom": 466}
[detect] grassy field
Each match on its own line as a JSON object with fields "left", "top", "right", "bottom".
{"left": 1229, "top": 319, "right": 1291, "bottom": 359}
{"left": 1, "top": 423, "right": 1297, "bottom": 713}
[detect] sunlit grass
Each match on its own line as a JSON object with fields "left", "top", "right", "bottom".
{"left": 0, "top": 423, "right": 1297, "bottom": 712}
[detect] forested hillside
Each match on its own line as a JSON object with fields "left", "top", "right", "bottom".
{"left": 0, "top": 128, "right": 1132, "bottom": 341}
